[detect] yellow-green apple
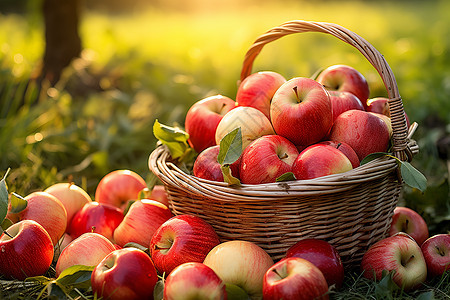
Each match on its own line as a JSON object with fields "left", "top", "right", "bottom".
{"left": 239, "top": 135, "right": 299, "bottom": 184}
{"left": 318, "top": 141, "right": 360, "bottom": 169}
{"left": 68, "top": 201, "right": 124, "bottom": 242}
{"left": 263, "top": 257, "right": 329, "bottom": 300}
{"left": 203, "top": 240, "right": 274, "bottom": 299}
{"left": 361, "top": 232, "right": 427, "bottom": 291}
{"left": 328, "top": 90, "right": 365, "bottom": 123}
{"left": 55, "top": 232, "right": 116, "bottom": 277}
{"left": 316, "top": 64, "right": 370, "bottom": 109}
{"left": 292, "top": 144, "right": 353, "bottom": 180}
{"left": 389, "top": 206, "right": 429, "bottom": 246}
{"left": 113, "top": 199, "right": 173, "bottom": 247}
{"left": 185, "top": 95, "right": 236, "bottom": 153}
{"left": 44, "top": 182, "right": 93, "bottom": 229}
{"left": 270, "top": 77, "right": 332, "bottom": 147}
{"left": 91, "top": 248, "right": 159, "bottom": 300}
{"left": 95, "top": 169, "right": 147, "bottom": 210}
{"left": 328, "top": 109, "right": 390, "bottom": 161}
{"left": 150, "top": 214, "right": 220, "bottom": 275}
{"left": 164, "top": 262, "right": 227, "bottom": 300}
{"left": 285, "top": 239, "right": 344, "bottom": 289}
{"left": 149, "top": 185, "right": 170, "bottom": 207}
{"left": 215, "top": 106, "right": 275, "bottom": 150}
{"left": 0, "top": 220, "right": 54, "bottom": 280}
{"left": 13, "top": 191, "right": 67, "bottom": 245}
{"left": 193, "top": 145, "right": 241, "bottom": 182}
{"left": 420, "top": 234, "right": 450, "bottom": 278}
{"left": 367, "top": 97, "right": 411, "bottom": 130}
{"left": 236, "top": 71, "right": 286, "bottom": 119}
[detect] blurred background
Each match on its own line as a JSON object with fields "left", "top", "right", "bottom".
{"left": 1, "top": 0, "right": 449, "bottom": 233}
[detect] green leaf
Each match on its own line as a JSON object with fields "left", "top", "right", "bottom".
{"left": 1, "top": 218, "right": 13, "bottom": 232}
{"left": 24, "top": 275, "right": 53, "bottom": 285}
{"left": 225, "top": 283, "right": 250, "bottom": 300}
{"left": 153, "top": 280, "right": 165, "bottom": 300}
{"left": 374, "top": 271, "right": 399, "bottom": 299}
{"left": 221, "top": 165, "right": 241, "bottom": 186}
{"left": 400, "top": 161, "right": 427, "bottom": 193}
{"left": 9, "top": 192, "right": 28, "bottom": 214}
{"left": 55, "top": 265, "right": 95, "bottom": 289}
{"left": 0, "top": 169, "right": 10, "bottom": 225}
{"left": 217, "top": 127, "right": 242, "bottom": 165}
{"left": 123, "top": 242, "right": 149, "bottom": 253}
{"left": 276, "top": 172, "right": 296, "bottom": 182}
{"left": 360, "top": 152, "right": 389, "bottom": 165}
{"left": 416, "top": 291, "right": 436, "bottom": 300}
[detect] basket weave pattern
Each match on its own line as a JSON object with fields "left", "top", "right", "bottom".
{"left": 149, "top": 20, "right": 418, "bottom": 268}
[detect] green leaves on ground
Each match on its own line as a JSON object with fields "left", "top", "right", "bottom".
{"left": 218, "top": 127, "right": 242, "bottom": 186}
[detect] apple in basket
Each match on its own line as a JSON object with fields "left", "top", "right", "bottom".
{"left": 361, "top": 232, "right": 427, "bottom": 291}
{"left": 95, "top": 169, "right": 147, "bottom": 210}
{"left": 239, "top": 135, "right": 299, "bottom": 184}
{"left": 316, "top": 64, "right": 370, "bottom": 109}
{"left": 203, "top": 240, "right": 274, "bottom": 299}
{"left": 193, "top": 145, "right": 241, "bottom": 182}
{"left": 91, "top": 248, "right": 159, "bottom": 300}
{"left": 318, "top": 140, "right": 360, "bottom": 169}
{"left": 164, "top": 262, "right": 227, "bottom": 300}
{"left": 270, "top": 77, "right": 333, "bottom": 148}
{"left": 367, "top": 97, "right": 411, "bottom": 129}
{"left": 421, "top": 234, "right": 450, "bottom": 278}
{"left": 236, "top": 71, "right": 286, "bottom": 119}
{"left": 150, "top": 214, "right": 221, "bottom": 275}
{"left": 263, "top": 257, "right": 329, "bottom": 300}
{"left": 215, "top": 106, "right": 275, "bottom": 150}
{"left": 0, "top": 220, "right": 54, "bottom": 280}
{"left": 328, "top": 90, "right": 365, "bottom": 123}
{"left": 185, "top": 94, "right": 236, "bottom": 153}
{"left": 389, "top": 206, "right": 429, "bottom": 246}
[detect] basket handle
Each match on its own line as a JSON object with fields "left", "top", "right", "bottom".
{"left": 240, "top": 20, "right": 413, "bottom": 162}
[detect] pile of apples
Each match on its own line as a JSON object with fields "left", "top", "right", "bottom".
{"left": 186, "top": 64, "right": 410, "bottom": 184}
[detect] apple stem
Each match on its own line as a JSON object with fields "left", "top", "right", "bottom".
{"left": 91, "top": 226, "right": 96, "bottom": 233}
{"left": 401, "top": 219, "right": 409, "bottom": 232}
{"left": 293, "top": 86, "right": 301, "bottom": 103}
{"left": 272, "top": 268, "right": 283, "bottom": 279}
{"left": 402, "top": 254, "right": 415, "bottom": 267}
{"left": 435, "top": 246, "right": 446, "bottom": 257}
{"left": 336, "top": 142, "right": 342, "bottom": 149}
{"left": 279, "top": 152, "right": 289, "bottom": 160}
{"left": 3, "top": 231, "right": 13, "bottom": 238}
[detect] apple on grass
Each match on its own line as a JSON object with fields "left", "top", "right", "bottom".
{"left": 68, "top": 201, "right": 124, "bottom": 242}
{"left": 239, "top": 135, "right": 299, "bottom": 184}
{"left": 193, "top": 145, "right": 241, "bottom": 182}
{"left": 44, "top": 182, "right": 93, "bottom": 229}
{"left": 150, "top": 214, "right": 221, "bottom": 275}
{"left": 389, "top": 206, "right": 429, "bottom": 246}
{"left": 328, "top": 90, "right": 365, "bottom": 123}
{"left": 316, "top": 64, "right": 370, "bottom": 109}
{"left": 361, "top": 232, "right": 427, "bottom": 291}
{"left": 163, "top": 262, "right": 227, "bottom": 300}
{"left": 319, "top": 141, "right": 360, "bottom": 169}
{"left": 203, "top": 240, "right": 274, "bottom": 299}
{"left": 0, "top": 220, "right": 54, "bottom": 280}
{"left": 292, "top": 144, "right": 353, "bottom": 180}
{"left": 55, "top": 232, "right": 116, "bottom": 277}
{"left": 113, "top": 199, "right": 173, "bottom": 248}
{"left": 185, "top": 94, "right": 236, "bottom": 153}
{"left": 263, "top": 257, "right": 329, "bottom": 300}
{"left": 270, "top": 77, "right": 333, "bottom": 148}
{"left": 285, "top": 239, "right": 344, "bottom": 289}
{"left": 95, "top": 169, "right": 147, "bottom": 210}
{"left": 215, "top": 106, "right": 275, "bottom": 150}
{"left": 421, "top": 234, "right": 450, "bottom": 278}
{"left": 236, "top": 71, "right": 286, "bottom": 119}
{"left": 91, "top": 248, "right": 159, "bottom": 300}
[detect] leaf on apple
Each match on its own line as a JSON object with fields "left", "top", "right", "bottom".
{"left": 221, "top": 165, "right": 241, "bottom": 186}
{"left": 0, "top": 168, "right": 10, "bottom": 225}
{"left": 276, "top": 172, "right": 296, "bottom": 182}
{"left": 225, "top": 283, "right": 250, "bottom": 300}
{"left": 218, "top": 127, "right": 242, "bottom": 186}
{"left": 153, "top": 280, "right": 165, "bottom": 300}
{"left": 9, "top": 192, "right": 28, "bottom": 214}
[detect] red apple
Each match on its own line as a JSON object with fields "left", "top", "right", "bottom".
{"left": 368, "top": 112, "right": 393, "bottom": 137}
{"left": 113, "top": 199, "right": 173, "bottom": 247}
{"left": 95, "top": 169, "right": 147, "bottom": 210}
{"left": 55, "top": 232, "right": 116, "bottom": 277}
{"left": 328, "top": 90, "right": 365, "bottom": 122}
{"left": 270, "top": 77, "right": 332, "bottom": 147}
{"left": 91, "top": 248, "right": 159, "bottom": 300}
{"left": 149, "top": 184, "right": 170, "bottom": 207}
{"left": 164, "top": 262, "right": 227, "bottom": 300}
{"left": 389, "top": 206, "right": 429, "bottom": 246}
{"left": 68, "top": 201, "right": 124, "bottom": 242}
{"left": 236, "top": 71, "right": 286, "bottom": 119}
{"left": 361, "top": 232, "right": 427, "bottom": 291}
{"left": 263, "top": 257, "right": 329, "bottom": 300}
{"left": 292, "top": 144, "right": 353, "bottom": 180}
{"left": 367, "top": 97, "right": 410, "bottom": 130}
{"left": 316, "top": 64, "right": 370, "bottom": 109}
{"left": 193, "top": 145, "right": 241, "bottom": 182}
{"left": 421, "top": 234, "right": 450, "bottom": 278}
{"left": 285, "top": 239, "right": 344, "bottom": 289}
{"left": 150, "top": 214, "right": 221, "bottom": 275}
{"left": 0, "top": 220, "right": 54, "bottom": 280}
{"left": 203, "top": 240, "right": 274, "bottom": 299}
{"left": 44, "top": 182, "right": 93, "bottom": 229}
{"left": 319, "top": 141, "right": 360, "bottom": 169}
{"left": 185, "top": 94, "right": 236, "bottom": 153}
{"left": 215, "top": 106, "right": 275, "bottom": 150}
{"left": 328, "top": 109, "right": 390, "bottom": 161}
{"left": 239, "top": 135, "right": 299, "bottom": 184}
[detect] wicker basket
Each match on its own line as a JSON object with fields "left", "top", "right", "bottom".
{"left": 148, "top": 20, "right": 418, "bottom": 269}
